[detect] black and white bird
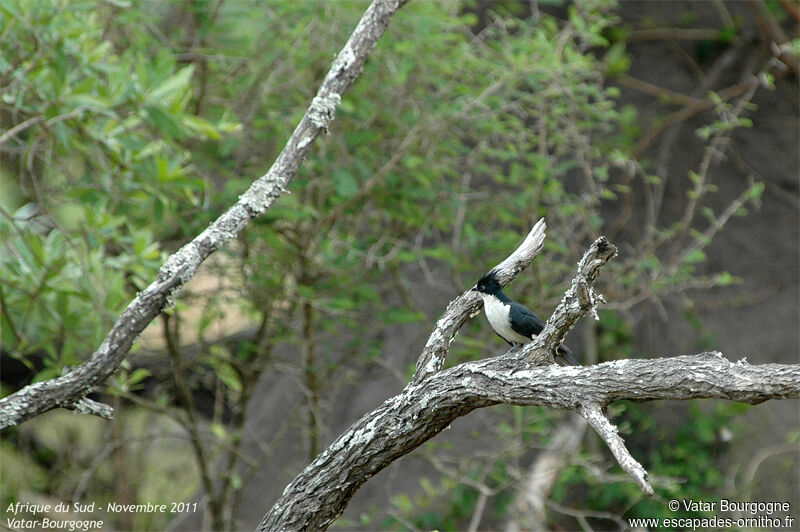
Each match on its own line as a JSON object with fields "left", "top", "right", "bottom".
{"left": 472, "top": 270, "right": 579, "bottom": 365}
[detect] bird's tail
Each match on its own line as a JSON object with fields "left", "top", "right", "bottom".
{"left": 557, "top": 344, "right": 581, "bottom": 366}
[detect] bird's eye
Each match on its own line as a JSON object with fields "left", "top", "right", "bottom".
{"left": 478, "top": 284, "right": 484, "bottom": 290}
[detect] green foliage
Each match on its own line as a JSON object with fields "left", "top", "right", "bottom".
{"left": 596, "top": 310, "right": 635, "bottom": 359}
{"left": 0, "top": 0, "right": 235, "bottom": 377}
{"left": 385, "top": 476, "right": 482, "bottom": 531}
{"left": 191, "top": 0, "right": 639, "bottom": 383}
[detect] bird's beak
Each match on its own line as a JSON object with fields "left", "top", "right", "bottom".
{"left": 470, "top": 285, "right": 477, "bottom": 292}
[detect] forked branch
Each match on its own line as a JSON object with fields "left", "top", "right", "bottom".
{"left": 259, "top": 350, "right": 799, "bottom": 529}
{"left": 259, "top": 223, "right": 800, "bottom": 530}
{"left": 524, "top": 235, "right": 617, "bottom": 362}
{"left": 413, "top": 217, "right": 547, "bottom": 383}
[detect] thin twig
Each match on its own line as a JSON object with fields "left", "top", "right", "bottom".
{"left": 578, "top": 403, "right": 653, "bottom": 495}
{"left": 0, "top": 115, "right": 45, "bottom": 146}
{"left": 627, "top": 28, "right": 721, "bottom": 42}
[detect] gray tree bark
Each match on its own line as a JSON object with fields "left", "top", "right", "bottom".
{"left": 259, "top": 352, "right": 799, "bottom": 530}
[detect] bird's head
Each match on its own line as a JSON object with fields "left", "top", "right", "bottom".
{"left": 472, "top": 270, "right": 502, "bottom": 296}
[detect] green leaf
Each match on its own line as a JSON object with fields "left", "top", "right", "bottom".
{"left": 69, "top": 94, "right": 112, "bottom": 109}
{"left": 210, "top": 423, "right": 228, "bottom": 440}
{"left": 0, "top": 2, "right": 22, "bottom": 19}
{"left": 126, "top": 368, "right": 151, "bottom": 387}
{"left": 217, "top": 362, "right": 242, "bottom": 393}
{"left": 182, "top": 114, "right": 222, "bottom": 141}
{"left": 148, "top": 65, "right": 194, "bottom": 103}
{"left": 27, "top": 234, "right": 46, "bottom": 267}
{"left": 333, "top": 168, "right": 359, "bottom": 198}
{"left": 32, "top": 366, "right": 60, "bottom": 384}
{"left": 145, "top": 105, "right": 183, "bottom": 138}
{"left": 684, "top": 249, "right": 706, "bottom": 264}
{"left": 604, "top": 41, "right": 630, "bottom": 76}
{"left": 715, "top": 271, "right": 739, "bottom": 286}
{"left": 745, "top": 181, "right": 765, "bottom": 200}
{"left": 600, "top": 188, "right": 617, "bottom": 200}
{"left": 392, "top": 493, "right": 413, "bottom": 514}
{"left": 687, "top": 171, "right": 703, "bottom": 185}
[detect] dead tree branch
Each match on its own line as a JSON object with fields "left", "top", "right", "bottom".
{"left": 579, "top": 403, "right": 652, "bottom": 494}
{"left": 260, "top": 226, "right": 800, "bottom": 530}
{"left": 0, "top": 0, "right": 410, "bottom": 431}
{"left": 259, "top": 351, "right": 800, "bottom": 530}
{"left": 524, "top": 235, "right": 616, "bottom": 361}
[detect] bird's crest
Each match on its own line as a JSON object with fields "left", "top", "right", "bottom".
{"left": 475, "top": 269, "right": 502, "bottom": 295}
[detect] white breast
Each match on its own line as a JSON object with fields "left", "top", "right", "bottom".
{"left": 481, "top": 294, "right": 532, "bottom": 344}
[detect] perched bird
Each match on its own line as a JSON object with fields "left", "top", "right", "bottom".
{"left": 472, "top": 270, "right": 579, "bottom": 365}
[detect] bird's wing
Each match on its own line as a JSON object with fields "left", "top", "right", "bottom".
{"left": 508, "top": 303, "right": 545, "bottom": 339}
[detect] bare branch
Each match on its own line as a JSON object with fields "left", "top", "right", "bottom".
{"left": 259, "top": 351, "right": 800, "bottom": 530}
{"left": 0, "top": 107, "right": 92, "bottom": 147}
{"left": 632, "top": 74, "right": 767, "bottom": 156}
{"left": 0, "top": 115, "right": 45, "bottom": 146}
{"left": 617, "top": 74, "right": 700, "bottom": 106}
{"left": 523, "top": 236, "right": 617, "bottom": 361}
{"left": 63, "top": 397, "right": 114, "bottom": 420}
{"left": 0, "top": 0, "right": 410, "bottom": 431}
{"left": 456, "top": 352, "right": 800, "bottom": 407}
{"left": 626, "top": 27, "right": 722, "bottom": 42}
{"left": 412, "top": 218, "right": 547, "bottom": 384}
{"left": 491, "top": 217, "right": 548, "bottom": 286}
{"left": 579, "top": 403, "right": 653, "bottom": 495}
